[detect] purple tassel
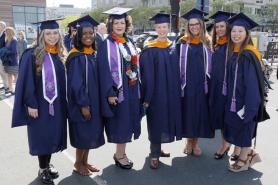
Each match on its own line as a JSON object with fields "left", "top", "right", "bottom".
{"left": 49, "top": 104, "right": 54, "bottom": 116}
{"left": 118, "top": 88, "right": 124, "bottom": 103}
{"left": 222, "top": 81, "right": 227, "bottom": 96}
{"left": 230, "top": 98, "right": 236, "bottom": 112}
{"left": 204, "top": 80, "right": 208, "bottom": 94}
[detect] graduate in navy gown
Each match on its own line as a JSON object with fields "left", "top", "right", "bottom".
{"left": 140, "top": 13, "right": 182, "bottom": 169}
{"left": 97, "top": 7, "right": 141, "bottom": 169}
{"left": 177, "top": 8, "right": 214, "bottom": 156}
{"left": 63, "top": 24, "right": 76, "bottom": 52}
{"left": 66, "top": 15, "right": 105, "bottom": 176}
{"left": 12, "top": 19, "right": 67, "bottom": 184}
{"left": 209, "top": 11, "right": 241, "bottom": 160}
{"left": 224, "top": 13, "right": 264, "bottom": 172}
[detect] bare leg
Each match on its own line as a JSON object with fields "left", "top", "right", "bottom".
{"left": 74, "top": 149, "right": 90, "bottom": 176}
{"left": 83, "top": 150, "right": 99, "bottom": 172}
{"left": 192, "top": 138, "right": 202, "bottom": 156}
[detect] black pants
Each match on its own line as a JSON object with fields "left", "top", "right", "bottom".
{"left": 38, "top": 155, "right": 52, "bottom": 169}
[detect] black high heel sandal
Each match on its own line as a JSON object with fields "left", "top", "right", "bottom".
{"left": 113, "top": 154, "right": 133, "bottom": 169}
{"left": 214, "top": 147, "right": 230, "bottom": 160}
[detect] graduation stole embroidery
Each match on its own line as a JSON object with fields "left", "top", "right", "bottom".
{"left": 146, "top": 39, "right": 172, "bottom": 48}
{"left": 179, "top": 41, "right": 212, "bottom": 96}
{"left": 230, "top": 44, "right": 262, "bottom": 112}
{"left": 42, "top": 52, "right": 58, "bottom": 116}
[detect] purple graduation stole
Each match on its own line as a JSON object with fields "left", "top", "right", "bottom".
{"left": 107, "top": 39, "right": 124, "bottom": 103}
{"left": 42, "top": 53, "right": 57, "bottom": 116}
{"left": 180, "top": 43, "right": 212, "bottom": 97}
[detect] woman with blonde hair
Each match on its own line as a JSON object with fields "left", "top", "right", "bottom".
{"left": 2, "top": 27, "right": 18, "bottom": 95}
{"left": 17, "top": 30, "right": 28, "bottom": 58}
{"left": 12, "top": 19, "right": 67, "bottom": 184}
{"left": 177, "top": 8, "right": 214, "bottom": 156}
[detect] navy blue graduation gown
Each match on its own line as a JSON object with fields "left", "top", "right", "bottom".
{"left": 177, "top": 41, "right": 214, "bottom": 138}
{"left": 12, "top": 48, "right": 67, "bottom": 155}
{"left": 224, "top": 50, "right": 261, "bottom": 147}
{"left": 140, "top": 44, "right": 182, "bottom": 144}
{"left": 64, "top": 34, "right": 73, "bottom": 52}
{"left": 209, "top": 43, "right": 228, "bottom": 130}
{"left": 66, "top": 52, "right": 105, "bottom": 149}
{"left": 97, "top": 36, "right": 141, "bottom": 143}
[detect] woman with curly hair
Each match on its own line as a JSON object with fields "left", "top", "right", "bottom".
{"left": 12, "top": 19, "right": 67, "bottom": 185}
{"left": 97, "top": 8, "right": 141, "bottom": 169}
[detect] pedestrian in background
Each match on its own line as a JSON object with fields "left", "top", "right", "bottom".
{"left": 0, "top": 21, "right": 8, "bottom": 93}
{"left": 3, "top": 27, "right": 18, "bottom": 95}
{"left": 17, "top": 31, "right": 28, "bottom": 59}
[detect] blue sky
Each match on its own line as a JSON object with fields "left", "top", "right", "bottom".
{"left": 47, "top": 0, "right": 91, "bottom": 8}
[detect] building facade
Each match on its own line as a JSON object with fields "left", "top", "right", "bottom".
{"left": 46, "top": 4, "right": 91, "bottom": 19}
{"left": 0, "top": 0, "right": 46, "bottom": 41}
{"left": 94, "top": 0, "right": 169, "bottom": 9}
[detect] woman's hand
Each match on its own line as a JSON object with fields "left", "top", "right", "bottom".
{"left": 28, "top": 107, "right": 38, "bottom": 118}
{"left": 81, "top": 106, "right": 91, "bottom": 121}
{"left": 108, "top": 96, "right": 118, "bottom": 106}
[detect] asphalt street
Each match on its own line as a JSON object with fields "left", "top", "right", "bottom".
{"left": 0, "top": 69, "right": 278, "bottom": 185}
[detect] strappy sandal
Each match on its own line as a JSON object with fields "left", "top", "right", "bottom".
{"left": 248, "top": 150, "right": 262, "bottom": 167}
{"left": 113, "top": 154, "right": 133, "bottom": 169}
{"left": 228, "top": 158, "right": 250, "bottom": 172}
{"left": 150, "top": 158, "right": 159, "bottom": 169}
{"left": 86, "top": 164, "right": 100, "bottom": 172}
{"left": 183, "top": 140, "right": 193, "bottom": 155}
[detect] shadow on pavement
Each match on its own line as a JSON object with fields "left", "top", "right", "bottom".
{"left": 57, "top": 172, "right": 100, "bottom": 185}
{"left": 100, "top": 155, "right": 263, "bottom": 185}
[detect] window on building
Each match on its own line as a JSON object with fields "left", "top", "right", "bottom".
{"left": 12, "top": 6, "right": 45, "bottom": 42}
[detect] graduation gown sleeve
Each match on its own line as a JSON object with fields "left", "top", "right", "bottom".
{"left": 66, "top": 55, "right": 90, "bottom": 107}
{"left": 139, "top": 48, "right": 155, "bottom": 103}
{"left": 12, "top": 48, "right": 38, "bottom": 127}
{"left": 243, "top": 55, "right": 261, "bottom": 123}
{"left": 96, "top": 40, "right": 117, "bottom": 118}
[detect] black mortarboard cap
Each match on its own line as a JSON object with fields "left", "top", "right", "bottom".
{"left": 181, "top": 8, "right": 208, "bottom": 21}
{"left": 150, "top": 13, "right": 171, "bottom": 24}
{"left": 210, "top": 11, "right": 236, "bottom": 23}
{"left": 228, "top": 12, "right": 259, "bottom": 30}
{"left": 69, "top": 15, "right": 99, "bottom": 28}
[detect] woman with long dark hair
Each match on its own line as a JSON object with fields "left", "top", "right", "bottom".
{"left": 209, "top": 11, "right": 241, "bottom": 161}
{"left": 225, "top": 13, "right": 265, "bottom": 172}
